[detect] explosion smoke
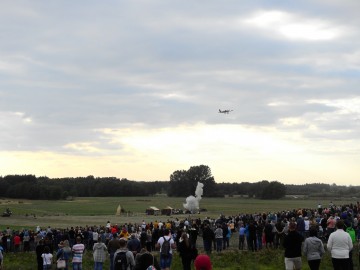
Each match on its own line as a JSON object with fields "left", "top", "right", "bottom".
{"left": 183, "top": 182, "right": 204, "bottom": 213}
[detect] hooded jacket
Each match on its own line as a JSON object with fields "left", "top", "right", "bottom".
{"left": 93, "top": 242, "right": 107, "bottom": 262}
{"left": 303, "top": 236, "right": 325, "bottom": 260}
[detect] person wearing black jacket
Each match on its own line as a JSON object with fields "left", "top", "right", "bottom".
{"left": 202, "top": 224, "right": 214, "bottom": 255}
{"left": 178, "top": 232, "right": 193, "bottom": 270}
{"left": 283, "top": 222, "right": 303, "bottom": 270}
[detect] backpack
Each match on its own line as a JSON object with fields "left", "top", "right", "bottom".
{"left": 114, "top": 251, "right": 128, "bottom": 270}
{"left": 160, "top": 237, "right": 171, "bottom": 257}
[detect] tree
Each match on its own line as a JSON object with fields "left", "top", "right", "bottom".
{"left": 168, "top": 165, "right": 216, "bottom": 197}
{"left": 168, "top": 170, "right": 188, "bottom": 197}
{"left": 261, "top": 181, "right": 286, "bottom": 199}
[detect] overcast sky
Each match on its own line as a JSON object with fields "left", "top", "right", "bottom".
{"left": 1, "top": 1, "right": 360, "bottom": 185}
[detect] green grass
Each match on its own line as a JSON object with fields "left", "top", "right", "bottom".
{"left": 1, "top": 196, "right": 359, "bottom": 269}
{"left": 1, "top": 196, "right": 356, "bottom": 216}
{"left": 0, "top": 196, "right": 357, "bottom": 230}
{"left": 1, "top": 245, "right": 359, "bottom": 270}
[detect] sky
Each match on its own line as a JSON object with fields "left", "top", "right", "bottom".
{"left": 1, "top": 1, "right": 360, "bottom": 185}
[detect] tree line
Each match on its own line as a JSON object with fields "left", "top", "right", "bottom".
{"left": 0, "top": 165, "right": 359, "bottom": 200}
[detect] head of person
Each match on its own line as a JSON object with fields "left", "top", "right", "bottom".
{"left": 63, "top": 240, "right": 70, "bottom": 247}
{"left": 43, "top": 246, "right": 50, "bottom": 254}
{"left": 181, "top": 232, "right": 188, "bottom": 241}
{"left": 76, "top": 236, "right": 82, "bottom": 243}
{"left": 164, "top": 229, "right": 170, "bottom": 236}
{"left": 194, "top": 254, "right": 212, "bottom": 270}
{"left": 288, "top": 222, "right": 296, "bottom": 232}
{"left": 309, "top": 226, "right": 318, "bottom": 237}
{"left": 336, "top": 219, "right": 345, "bottom": 230}
{"left": 119, "top": 238, "right": 127, "bottom": 248}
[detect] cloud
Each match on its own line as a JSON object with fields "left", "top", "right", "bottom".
{"left": 244, "top": 10, "right": 343, "bottom": 41}
{"left": 0, "top": 1, "right": 360, "bottom": 184}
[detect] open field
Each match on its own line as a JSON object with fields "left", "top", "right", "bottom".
{"left": 0, "top": 196, "right": 357, "bottom": 229}
{"left": 1, "top": 197, "right": 359, "bottom": 269}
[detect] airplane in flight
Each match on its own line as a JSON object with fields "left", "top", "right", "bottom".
{"left": 218, "top": 109, "right": 233, "bottom": 114}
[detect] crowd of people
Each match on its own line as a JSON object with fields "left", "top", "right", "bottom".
{"left": 0, "top": 201, "right": 359, "bottom": 269}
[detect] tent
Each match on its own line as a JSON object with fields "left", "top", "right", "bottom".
{"left": 146, "top": 206, "right": 160, "bottom": 215}
{"left": 161, "top": 206, "right": 173, "bottom": 216}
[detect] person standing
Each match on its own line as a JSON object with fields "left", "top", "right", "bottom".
{"left": 214, "top": 225, "right": 223, "bottom": 253}
{"left": 178, "top": 232, "right": 193, "bottom": 270}
{"left": 127, "top": 234, "right": 141, "bottom": 257}
{"left": 93, "top": 236, "right": 108, "bottom": 270}
{"left": 36, "top": 239, "right": 45, "bottom": 270}
{"left": 56, "top": 240, "right": 72, "bottom": 270}
{"left": 108, "top": 234, "right": 120, "bottom": 270}
{"left": 202, "top": 224, "right": 214, "bottom": 255}
{"left": 327, "top": 219, "right": 353, "bottom": 270}
{"left": 113, "top": 238, "right": 135, "bottom": 270}
{"left": 238, "top": 223, "right": 246, "bottom": 250}
{"left": 0, "top": 244, "right": 4, "bottom": 270}
{"left": 41, "top": 246, "right": 53, "bottom": 270}
{"left": 303, "top": 227, "right": 325, "bottom": 270}
{"left": 283, "top": 222, "right": 303, "bottom": 270}
{"left": 156, "top": 229, "right": 176, "bottom": 270}
{"left": 72, "top": 236, "right": 85, "bottom": 270}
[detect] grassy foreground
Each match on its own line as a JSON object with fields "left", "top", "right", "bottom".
{"left": 1, "top": 245, "right": 358, "bottom": 270}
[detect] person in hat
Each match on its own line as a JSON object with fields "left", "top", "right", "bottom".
{"left": 194, "top": 254, "right": 212, "bottom": 270}
{"left": 283, "top": 222, "right": 304, "bottom": 270}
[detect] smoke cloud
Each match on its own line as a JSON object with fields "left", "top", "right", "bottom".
{"left": 183, "top": 182, "right": 204, "bottom": 213}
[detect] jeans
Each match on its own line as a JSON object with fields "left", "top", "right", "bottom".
{"left": 216, "top": 238, "right": 223, "bottom": 252}
{"left": 94, "top": 261, "right": 104, "bottom": 270}
{"left": 203, "top": 240, "right": 212, "bottom": 254}
{"left": 73, "top": 262, "right": 83, "bottom": 270}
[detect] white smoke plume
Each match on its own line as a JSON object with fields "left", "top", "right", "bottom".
{"left": 183, "top": 182, "right": 204, "bottom": 213}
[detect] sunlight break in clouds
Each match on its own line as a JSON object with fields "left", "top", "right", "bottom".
{"left": 244, "top": 10, "right": 340, "bottom": 41}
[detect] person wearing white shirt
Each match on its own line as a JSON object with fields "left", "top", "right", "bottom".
{"left": 327, "top": 219, "right": 353, "bottom": 270}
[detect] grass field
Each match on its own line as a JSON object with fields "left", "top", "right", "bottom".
{"left": 0, "top": 196, "right": 357, "bottom": 229}
{"left": 1, "top": 196, "right": 359, "bottom": 269}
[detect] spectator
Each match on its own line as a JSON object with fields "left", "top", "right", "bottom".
{"left": 303, "top": 226, "right": 324, "bottom": 270}
{"left": 156, "top": 229, "right": 176, "bottom": 270}
{"left": 214, "top": 225, "right": 223, "bottom": 253}
{"left": 202, "top": 224, "right": 214, "bottom": 255}
{"left": 108, "top": 234, "right": 120, "bottom": 270}
{"left": 0, "top": 244, "right": 4, "bottom": 269}
{"left": 36, "top": 239, "right": 45, "bottom": 270}
{"left": 93, "top": 236, "right": 107, "bottom": 270}
{"left": 72, "top": 236, "right": 85, "bottom": 270}
{"left": 134, "top": 249, "right": 160, "bottom": 270}
{"left": 194, "top": 254, "right": 212, "bottom": 270}
{"left": 56, "top": 240, "right": 72, "bottom": 270}
{"left": 283, "top": 222, "right": 303, "bottom": 270}
{"left": 178, "top": 232, "right": 192, "bottom": 270}
{"left": 127, "top": 234, "right": 141, "bottom": 257}
{"left": 113, "top": 238, "right": 135, "bottom": 270}
{"left": 327, "top": 219, "right": 353, "bottom": 270}
{"left": 41, "top": 246, "right": 53, "bottom": 270}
